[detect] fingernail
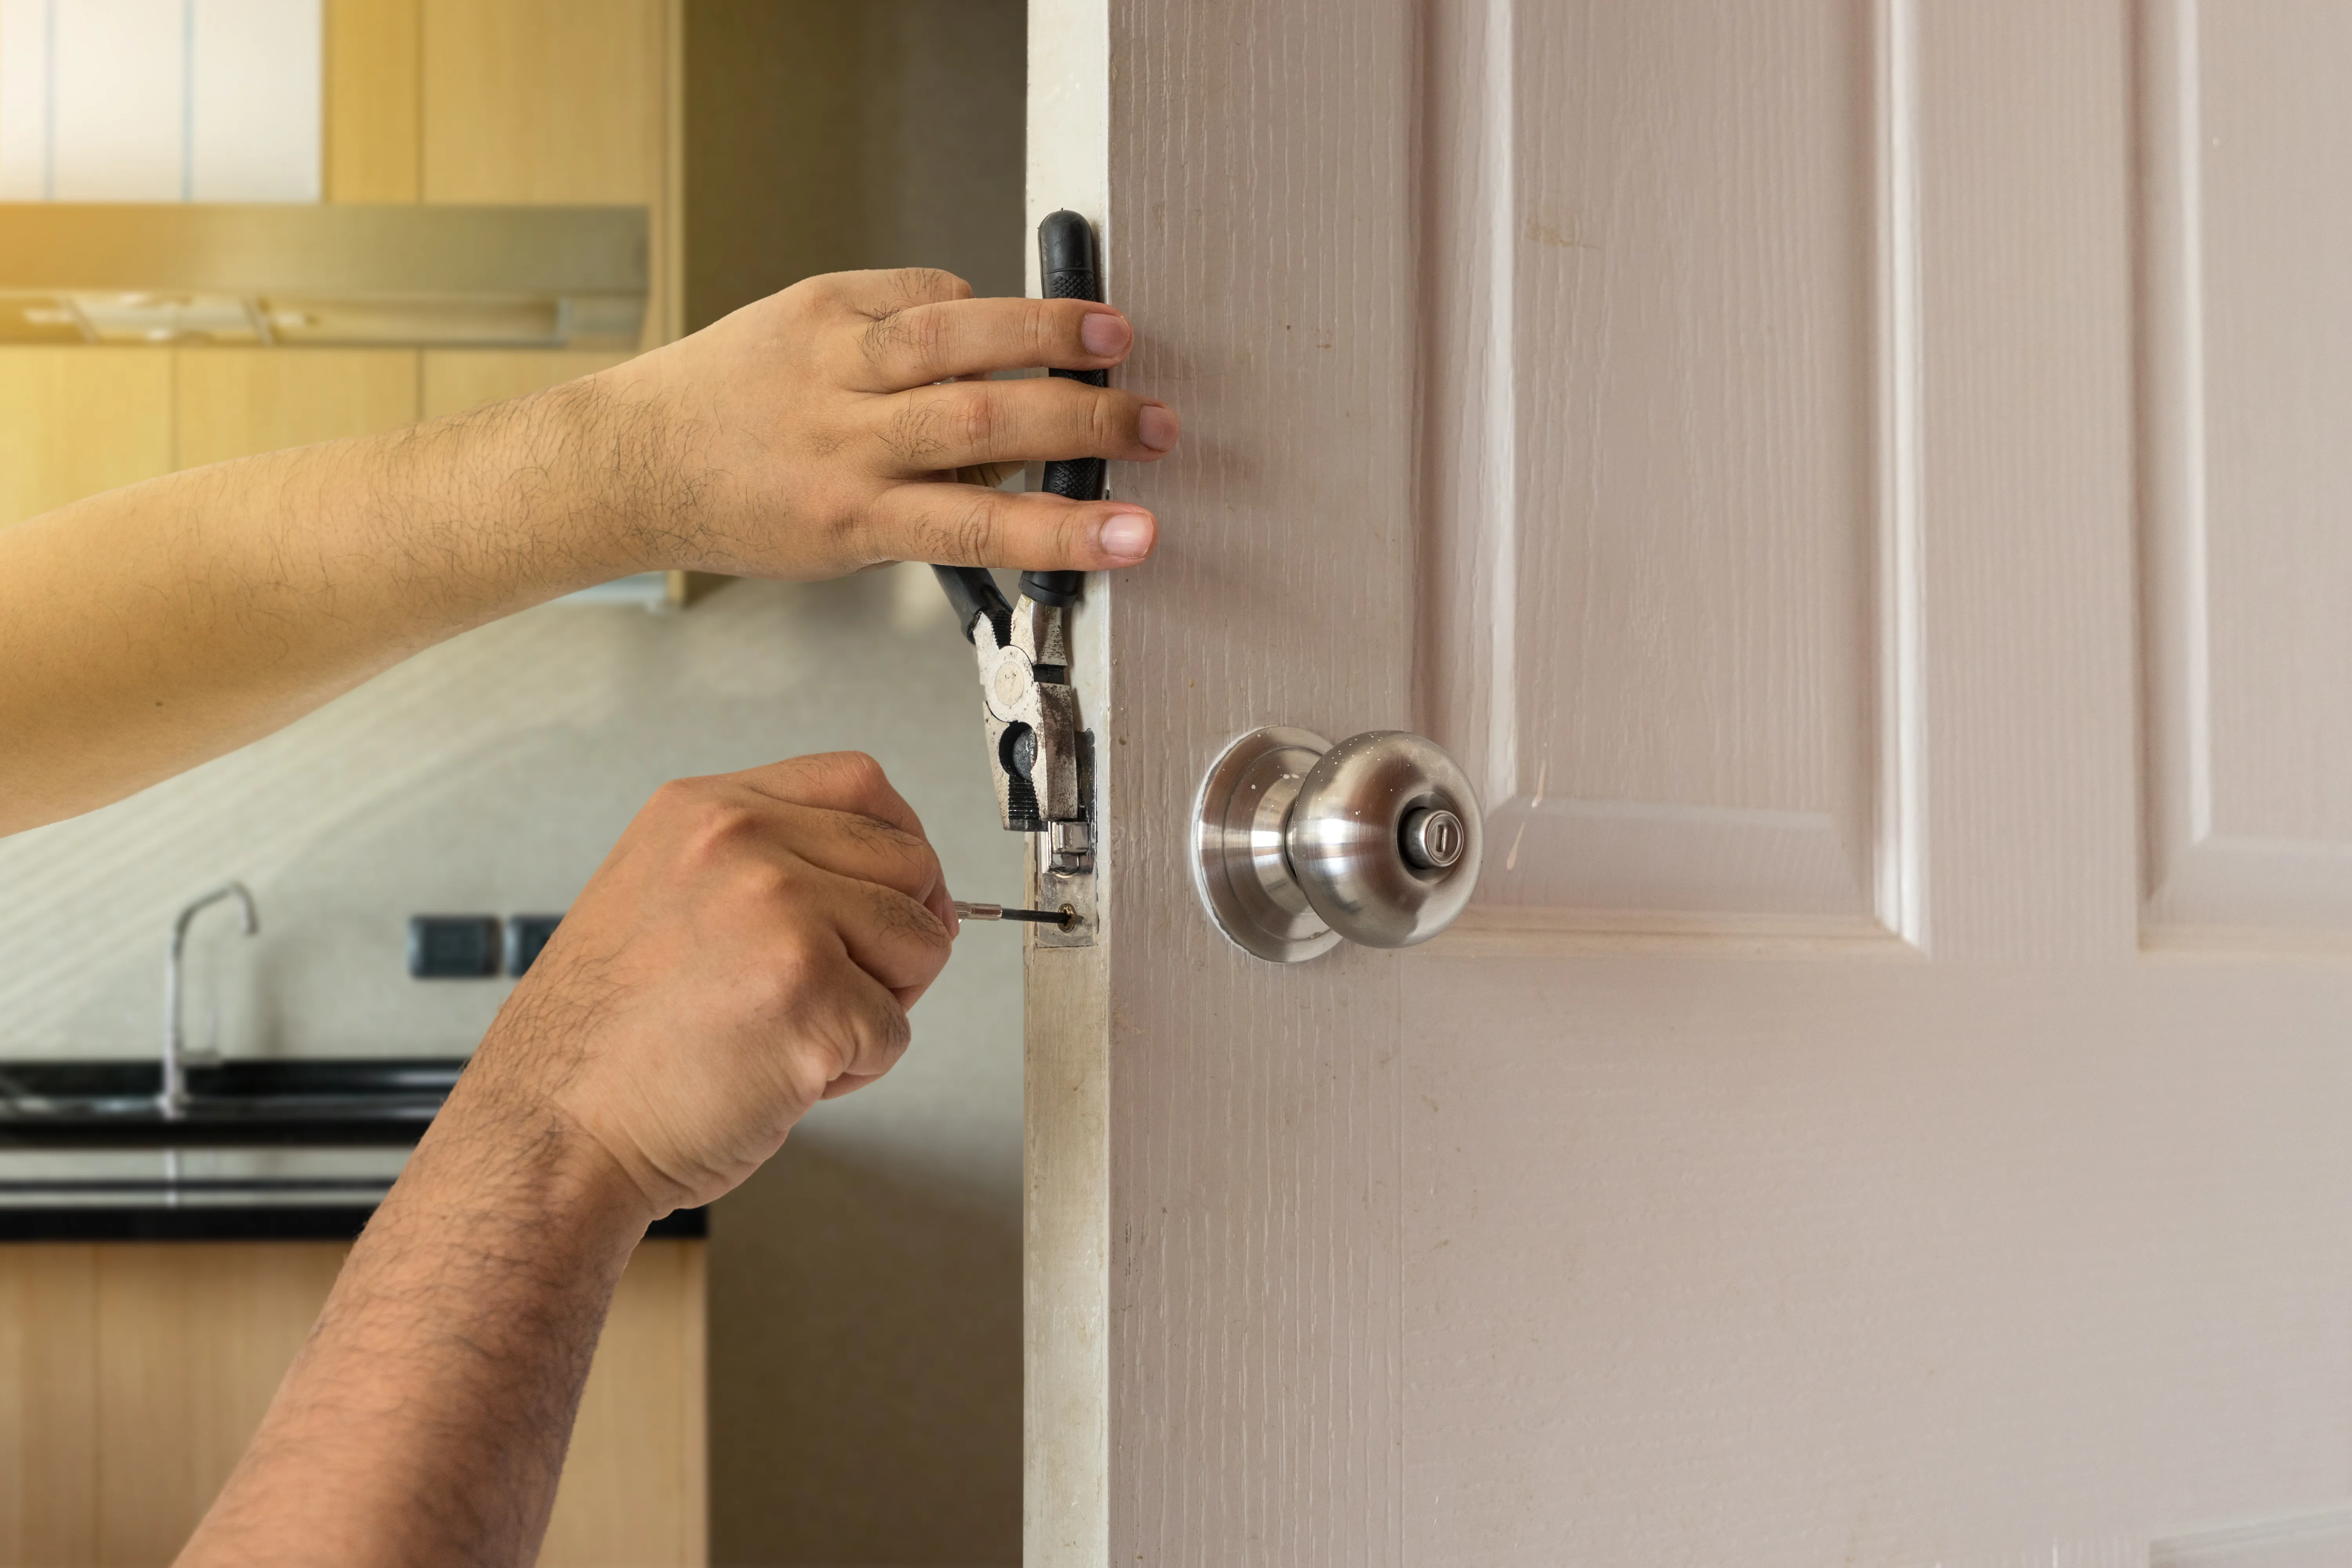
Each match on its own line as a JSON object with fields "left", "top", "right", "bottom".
{"left": 1098, "top": 512, "right": 1156, "bottom": 563}
{"left": 1137, "top": 403, "right": 1180, "bottom": 451}
{"left": 1080, "top": 311, "right": 1131, "bottom": 358}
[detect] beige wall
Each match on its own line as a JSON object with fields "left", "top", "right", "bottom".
{"left": 684, "top": 0, "right": 1028, "bottom": 330}
{"left": 683, "top": 6, "right": 1029, "bottom": 1563}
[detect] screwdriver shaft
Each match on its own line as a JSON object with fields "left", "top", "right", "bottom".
{"left": 953, "top": 900, "right": 1071, "bottom": 927}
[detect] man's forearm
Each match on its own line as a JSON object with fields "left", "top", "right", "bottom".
{"left": 0, "top": 274, "right": 1171, "bottom": 839}
{"left": 176, "top": 1067, "right": 658, "bottom": 1567}
{"left": 0, "top": 376, "right": 681, "bottom": 834}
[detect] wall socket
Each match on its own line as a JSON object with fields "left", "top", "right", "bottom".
{"left": 504, "top": 915, "right": 563, "bottom": 978}
{"left": 407, "top": 913, "right": 568, "bottom": 978}
{"left": 407, "top": 915, "right": 501, "bottom": 979}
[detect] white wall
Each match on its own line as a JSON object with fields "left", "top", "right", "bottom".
{"left": 0, "top": 568, "right": 1021, "bottom": 1076}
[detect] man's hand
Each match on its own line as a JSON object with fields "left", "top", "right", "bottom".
{"left": 460, "top": 751, "right": 956, "bottom": 1215}
{"left": 583, "top": 266, "right": 1174, "bottom": 580}
{"left": 0, "top": 264, "right": 1175, "bottom": 833}
{"left": 177, "top": 753, "right": 956, "bottom": 1568}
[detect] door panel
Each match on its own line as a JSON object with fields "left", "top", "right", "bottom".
{"left": 1029, "top": 1, "right": 2352, "bottom": 1563}
{"left": 1402, "top": 960, "right": 2352, "bottom": 1566}
{"left": 2143, "top": 0, "right": 2352, "bottom": 938}
{"left": 1426, "top": 0, "right": 1897, "bottom": 928}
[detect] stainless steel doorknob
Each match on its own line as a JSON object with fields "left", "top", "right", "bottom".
{"left": 1192, "top": 727, "right": 1483, "bottom": 962}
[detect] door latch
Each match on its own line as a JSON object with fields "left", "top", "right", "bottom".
{"left": 931, "top": 564, "right": 1096, "bottom": 947}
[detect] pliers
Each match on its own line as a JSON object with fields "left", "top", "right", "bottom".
{"left": 930, "top": 211, "right": 1104, "bottom": 884}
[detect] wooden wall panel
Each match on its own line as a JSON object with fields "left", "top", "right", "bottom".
{"left": 542, "top": 1241, "right": 709, "bottom": 1568}
{"left": 91, "top": 1245, "right": 347, "bottom": 1567}
{"left": 419, "top": 350, "right": 634, "bottom": 421}
{"left": 0, "top": 1240, "right": 703, "bottom": 1567}
{"left": 175, "top": 350, "right": 423, "bottom": 468}
{"left": 1422, "top": 0, "right": 1905, "bottom": 932}
{"left": 324, "top": 0, "right": 422, "bottom": 202}
{"left": 0, "top": 350, "right": 176, "bottom": 528}
{"left": 0, "top": 1247, "right": 100, "bottom": 1566}
{"left": 419, "top": 0, "right": 665, "bottom": 205}
{"left": 417, "top": 0, "right": 679, "bottom": 368}
{"left": 2141, "top": 0, "right": 2352, "bottom": 940}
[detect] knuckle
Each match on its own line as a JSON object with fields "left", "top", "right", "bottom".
{"left": 1090, "top": 388, "right": 1125, "bottom": 451}
{"left": 647, "top": 777, "right": 701, "bottom": 815}
{"left": 686, "top": 798, "right": 763, "bottom": 855}
{"left": 882, "top": 395, "right": 950, "bottom": 466}
{"left": 892, "top": 266, "right": 969, "bottom": 303}
{"left": 828, "top": 750, "right": 888, "bottom": 796}
{"left": 857, "top": 307, "right": 908, "bottom": 366}
{"left": 877, "top": 886, "right": 947, "bottom": 945}
{"left": 911, "top": 488, "right": 1000, "bottom": 564}
{"left": 860, "top": 304, "right": 951, "bottom": 375}
{"left": 799, "top": 750, "right": 896, "bottom": 814}
{"left": 867, "top": 999, "right": 914, "bottom": 1058}
{"left": 953, "top": 384, "right": 1000, "bottom": 456}
{"left": 836, "top": 809, "right": 913, "bottom": 858}
{"left": 1025, "top": 300, "right": 1060, "bottom": 362}
{"left": 756, "top": 924, "right": 832, "bottom": 1006}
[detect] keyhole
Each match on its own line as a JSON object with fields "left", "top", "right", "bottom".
{"left": 1401, "top": 806, "right": 1465, "bottom": 870}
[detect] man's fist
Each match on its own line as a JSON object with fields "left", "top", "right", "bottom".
{"left": 456, "top": 753, "right": 957, "bottom": 1216}
{"left": 582, "top": 266, "right": 1178, "bottom": 583}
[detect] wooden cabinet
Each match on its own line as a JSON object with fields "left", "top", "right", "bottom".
{"left": 0, "top": 1238, "right": 704, "bottom": 1566}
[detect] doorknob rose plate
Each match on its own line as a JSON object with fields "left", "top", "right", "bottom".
{"left": 1192, "top": 726, "right": 1343, "bottom": 964}
{"left": 1193, "top": 726, "right": 1484, "bottom": 963}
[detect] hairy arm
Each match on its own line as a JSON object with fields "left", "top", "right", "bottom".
{"left": 0, "top": 266, "right": 1174, "bottom": 834}
{"left": 0, "top": 382, "right": 677, "bottom": 830}
{"left": 179, "top": 753, "right": 958, "bottom": 1566}
{"left": 181, "top": 1079, "right": 656, "bottom": 1566}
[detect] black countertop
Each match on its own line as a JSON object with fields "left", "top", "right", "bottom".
{"left": 0, "top": 1057, "right": 706, "bottom": 1242}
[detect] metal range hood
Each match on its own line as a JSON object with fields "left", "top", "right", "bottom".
{"left": 0, "top": 204, "right": 648, "bottom": 349}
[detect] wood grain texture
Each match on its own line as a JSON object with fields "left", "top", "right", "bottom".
{"left": 418, "top": 0, "right": 678, "bottom": 352}
{"left": 1908, "top": 0, "right": 2137, "bottom": 962}
{"left": 541, "top": 1239, "right": 709, "bottom": 1568}
{"left": 1027, "top": 0, "right": 2352, "bottom": 1560}
{"left": 0, "top": 349, "right": 176, "bottom": 528}
{"left": 1399, "top": 1, "right": 2351, "bottom": 1561}
{"left": 174, "top": 350, "right": 423, "bottom": 469}
{"left": 419, "top": 0, "right": 666, "bottom": 205}
{"left": 0, "top": 1240, "right": 704, "bottom": 1567}
{"left": 1399, "top": 953, "right": 2352, "bottom": 1564}
{"left": 1024, "top": 6, "right": 1111, "bottom": 1562}
{"left": 419, "top": 350, "right": 635, "bottom": 420}
{"left": 2140, "top": 0, "right": 2352, "bottom": 935}
{"left": 91, "top": 1244, "right": 347, "bottom": 1566}
{"left": 1089, "top": 1, "right": 1417, "bottom": 1560}
{"left": 1422, "top": 0, "right": 1890, "bottom": 927}
{"left": 1024, "top": 943, "right": 1109, "bottom": 1566}
{"left": 0, "top": 1247, "right": 99, "bottom": 1566}
{"left": 324, "top": 0, "right": 422, "bottom": 202}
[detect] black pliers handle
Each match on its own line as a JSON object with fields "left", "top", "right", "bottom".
{"left": 929, "top": 213, "right": 1105, "bottom": 848}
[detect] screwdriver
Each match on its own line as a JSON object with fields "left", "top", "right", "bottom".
{"left": 953, "top": 900, "right": 1073, "bottom": 928}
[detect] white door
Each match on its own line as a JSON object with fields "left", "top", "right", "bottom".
{"left": 1024, "top": 2, "right": 2352, "bottom": 1562}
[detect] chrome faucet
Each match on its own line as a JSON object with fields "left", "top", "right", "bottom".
{"left": 161, "top": 882, "right": 259, "bottom": 1121}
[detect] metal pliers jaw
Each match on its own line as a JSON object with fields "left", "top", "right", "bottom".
{"left": 931, "top": 566, "right": 1094, "bottom": 874}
